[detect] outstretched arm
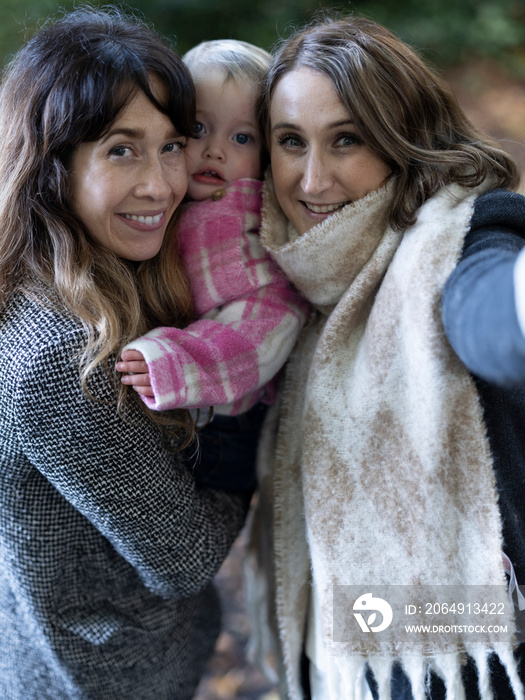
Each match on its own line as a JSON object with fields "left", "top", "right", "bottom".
{"left": 442, "top": 188, "right": 525, "bottom": 386}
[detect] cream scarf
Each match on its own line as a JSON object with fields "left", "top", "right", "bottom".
{"left": 246, "top": 175, "right": 523, "bottom": 700}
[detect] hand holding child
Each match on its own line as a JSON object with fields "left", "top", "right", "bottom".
{"left": 116, "top": 350, "right": 154, "bottom": 397}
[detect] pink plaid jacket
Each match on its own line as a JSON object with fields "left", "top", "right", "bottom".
{"left": 123, "top": 179, "right": 309, "bottom": 414}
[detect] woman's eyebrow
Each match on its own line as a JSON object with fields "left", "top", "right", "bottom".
{"left": 271, "top": 119, "right": 355, "bottom": 132}
{"left": 271, "top": 122, "right": 297, "bottom": 132}
{"left": 101, "top": 127, "right": 145, "bottom": 143}
{"left": 100, "top": 126, "right": 179, "bottom": 143}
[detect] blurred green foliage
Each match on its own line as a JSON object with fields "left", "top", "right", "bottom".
{"left": 0, "top": 0, "right": 524, "bottom": 71}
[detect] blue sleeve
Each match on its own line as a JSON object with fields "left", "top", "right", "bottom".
{"left": 442, "top": 189, "right": 525, "bottom": 387}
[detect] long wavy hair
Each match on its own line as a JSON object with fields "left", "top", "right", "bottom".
{"left": 0, "top": 6, "right": 197, "bottom": 443}
{"left": 260, "top": 15, "right": 520, "bottom": 230}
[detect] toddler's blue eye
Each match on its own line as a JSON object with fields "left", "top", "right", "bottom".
{"left": 234, "top": 133, "right": 251, "bottom": 145}
{"left": 193, "top": 122, "right": 205, "bottom": 138}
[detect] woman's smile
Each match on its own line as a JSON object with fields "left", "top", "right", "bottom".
{"left": 120, "top": 210, "right": 166, "bottom": 228}
{"left": 303, "top": 200, "right": 350, "bottom": 214}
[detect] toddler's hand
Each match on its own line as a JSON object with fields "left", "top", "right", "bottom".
{"left": 116, "top": 349, "right": 154, "bottom": 397}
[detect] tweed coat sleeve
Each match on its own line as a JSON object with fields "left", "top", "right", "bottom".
{"left": 123, "top": 179, "right": 309, "bottom": 413}
{"left": 442, "top": 188, "right": 525, "bottom": 386}
{"left": 13, "top": 323, "right": 249, "bottom": 600}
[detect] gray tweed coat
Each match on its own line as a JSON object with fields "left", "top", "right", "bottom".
{"left": 0, "top": 289, "right": 249, "bottom": 699}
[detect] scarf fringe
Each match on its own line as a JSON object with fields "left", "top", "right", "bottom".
{"left": 469, "top": 649, "right": 494, "bottom": 700}
{"left": 495, "top": 646, "right": 525, "bottom": 700}
{"left": 429, "top": 654, "right": 465, "bottom": 700}
{"left": 363, "top": 650, "right": 523, "bottom": 700}
{"left": 403, "top": 656, "right": 430, "bottom": 700}
{"left": 366, "top": 657, "right": 393, "bottom": 700}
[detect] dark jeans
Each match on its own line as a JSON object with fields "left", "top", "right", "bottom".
{"left": 188, "top": 402, "right": 267, "bottom": 492}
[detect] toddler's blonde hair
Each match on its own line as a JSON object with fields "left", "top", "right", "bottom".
{"left": 183, "top": 39, "right": 270, "bottom": 85}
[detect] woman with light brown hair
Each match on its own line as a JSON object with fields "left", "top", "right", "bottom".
{"left": 246, "top": 14, "right": 525, "bottom": 700}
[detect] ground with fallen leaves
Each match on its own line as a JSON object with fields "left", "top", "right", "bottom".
{"left": 193, "top": 59, "right": 525, "bottom": 700}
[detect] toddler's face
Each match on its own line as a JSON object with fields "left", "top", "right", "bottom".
{"left": 185, "top": 68, "right": 262, "bottom": 201}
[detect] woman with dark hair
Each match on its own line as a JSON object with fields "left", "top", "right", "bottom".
{"left": 0, "top": 7, "right": 306, "bottom": 699}
{"left": 246, "top": 14, "right": 525, "bottom": 700}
